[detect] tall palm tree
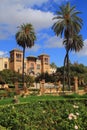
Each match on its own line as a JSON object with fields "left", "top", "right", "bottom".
{"left": 52, "top": 2, "right": 83, "bottom": 91}
{"left": 15, "top": 23, "right": 36, "bottom": 86}
{"left": 63, "top": 34, "right": 83, "bottom": 90}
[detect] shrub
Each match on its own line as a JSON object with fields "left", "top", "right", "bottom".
{"left": 0, "top": 100, "right": 87, "bottom": 130}
{"left": 0, "top": 125, "right": 7, "bottom": 130}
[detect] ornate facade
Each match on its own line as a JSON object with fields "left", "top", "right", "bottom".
{"left": 0, "top": 49, "right": 50, "bottom": 76}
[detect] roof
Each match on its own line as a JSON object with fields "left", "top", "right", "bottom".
{"left": 10, "top": 48, "right": 23, "bottom": 53}
{"left": 27, "top": 56, "right": 37, "bottom": 60}
{"left": 38, "top": 53, "right": 49, "bottom": 57}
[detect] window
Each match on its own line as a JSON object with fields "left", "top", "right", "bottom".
{"left": 44, "top": 58, "right": 48, "bottom": 65}
{"left": 37, "top": 64, "right": 40, "bottom": 69}
{"left": 10, "top": 53, "right": 14, "bottom": 62}
{"left": 16, "top": 53, "right": 21, "bottom": 58}
{"left": 16, "top": 53, "right": 21, "bottom": 62}
{"left": 4, "top": 63, "right": 7, "bottom": 69}
{"left": 30, "top": 63, "right": 34, "bottom": 69}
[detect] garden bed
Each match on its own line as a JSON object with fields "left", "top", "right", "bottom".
{"left": 0, "top": 95, "right": 87, "bottom": 130}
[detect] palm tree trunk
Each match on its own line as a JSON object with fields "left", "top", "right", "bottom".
{"left": 22, "top": 47, "right": 25, "bottom": 87}
{"left": 67, "top": 52, "right": 70, "bottom": 91}
{"left": 63, "top": 53, "right": 67, "bottom": 93}
{"left": 67, "top": 51, "right": 70, "bottom": 91}
{"left": 63, "top": 49, "right": 71, "bottom": 93}
{"left": 66, "top": 36, "right": 70, "bottom": 91}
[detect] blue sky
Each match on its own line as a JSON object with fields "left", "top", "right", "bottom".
{"left": 0, "top": 0, "right": 87, "bottom": 67}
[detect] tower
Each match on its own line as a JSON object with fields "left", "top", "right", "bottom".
{"left": 38, "top": 54, "right": 50, "bottom": 73}
{"left": 9, "top": 49, "right": 23, "bottom": 73}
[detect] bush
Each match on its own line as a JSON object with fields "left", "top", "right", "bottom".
{"left": 0, "top": 90, "right": 8, "bottom": 98}
{"left": 29, "top": 88, "right": 40, "bottom": 95}
{"left": 0, "top": 100, "right": 87, "bottom": 130}
{"left": 8, "top": 84, "right": 15, "bottom": 88}
{"left": 0, "top": 125, "right": 7, "bottom": 130}
{"left": 7, "top": 91, "right": 16, "bottom": 97}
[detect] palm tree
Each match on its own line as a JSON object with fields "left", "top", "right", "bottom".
{"left": 52, "top": 2, "right": 83, "bottom": 91}
{"left": 15, "top": 23, "right": 36, "bottom": 86}
{"left": 63, "top": 34, "right": 83, "bottom": 90}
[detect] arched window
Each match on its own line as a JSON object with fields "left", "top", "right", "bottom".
{"left": 30, "top": 63, "right": 34, "bottom": 70}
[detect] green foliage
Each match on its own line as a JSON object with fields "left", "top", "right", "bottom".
{"left": 15, "top": 23, "right": 36, "bottom": 48}
{"left": 29, "top": 88, "right": 40, "bottom": 95}
{"left": 0, "top": 89, "right": 8, "bottom": 99}
{"left": 0, "top": 75, "right": 5, "bottom": 84}
{"left": 7, "top": 91, "right": 16, "bottom": 98}
{"left": 56, "top": 63, "right": 87, "bottom": 85}
{"left": 15, "top": 23, "right": 36, "bottom": 85}
{"left": 0, "top": 69, "right": 35, "bottom": 86}
{"left": 0, "top": 99, "right": 87, "bottom": 130}
{"left": 52, "top": 2, "right": 83, "bottom": 90}
{"left": 25, "top": 75, "right": 35, "bottom": 87}
{"left": 8, "top": 84, "right": 15, "bottom": 89}
{"left": 35, "top": 72, "right": 60, "bottom": 83}
{"left": 36, "top": 63, "right": 87, "bottom": 85}
{"left": 0, "top": 94, "right": 87, "bottom": 105}
{"left": 0, "top": 125, "right": 7, "bottom": 130}
{"left": 50, "top": 62, "right": 57, "bottom": 68}
{"left": 0, "top": 69, "right": 21, "bottom": 84}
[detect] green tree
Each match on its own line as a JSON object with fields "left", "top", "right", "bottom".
{"left": 50, "top": 62, "right": 57, "bottom": 68}
{"left": 15, "top": 23, "right": 36, "bottom": 87}
{"left": 52, "top": 2, "right": 83, "bottom": 91}
{"left": 0, "top": 69, "right": 22, "bottom": 84}
{"left": 63, "top": 34, "right": 83, "bottom": 90}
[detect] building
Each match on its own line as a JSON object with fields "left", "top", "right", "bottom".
{"left": 0, "top": 57, "right": 9, "bottom": 71}
{"left": 9, "top": 49, "right": 23, "bottom": 74}
{"left": 0, "top": 49, "right": 51, "bottom": 76}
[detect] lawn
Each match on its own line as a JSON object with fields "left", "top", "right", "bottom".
{"left": 0, "top": 93, "right": 87, "bottom": 105}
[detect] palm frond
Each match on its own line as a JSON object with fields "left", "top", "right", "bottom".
{"left": 15, "top": 23, "right": 36, "bottom": 49}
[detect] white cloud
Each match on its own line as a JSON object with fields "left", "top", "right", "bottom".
{"left": 44, "top": 36, "right": 63, "bottom": 48}
{"left": 26, "top": 34, "right": 63, "bottom": 53}
{"left": 0, "top": 0, "right": 72, "bottom": 40}
{"left": 0, "top": 0, "right": 54, "bottom": 39}
{"left": 26, "top": 44, "right": 41, "bottom": 52}
{"left": 0, "top": 51, "right": 8, "bottom": 57}
{"left": 1, "top": 0, "right": 69, "bottom": 8}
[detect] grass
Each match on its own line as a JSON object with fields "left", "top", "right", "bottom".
{"left": 0, "top": 93, "right": 87, "bottom": 106}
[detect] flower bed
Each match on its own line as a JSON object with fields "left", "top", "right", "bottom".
{"left": 0, "top": 99, "right": 87, "bottom": 130}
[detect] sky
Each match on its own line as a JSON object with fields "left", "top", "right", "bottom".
{"left": 0, "top": 0, "right": 87, "bottom": 67}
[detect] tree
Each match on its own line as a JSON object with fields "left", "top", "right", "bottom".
{"left": 15, "top": 23, "right": 36, "bottom": 86}
{"left": 0, "top": 69, "right": 22, "bottom": 84}
{"left": 63, "top": 34, "right": 83, "bottom": 90}
{"left": 50, "top": 62, "right": 57, "bottom": 68}
{"left": 52, "top": 2, "right": 83, "bottom": 91}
